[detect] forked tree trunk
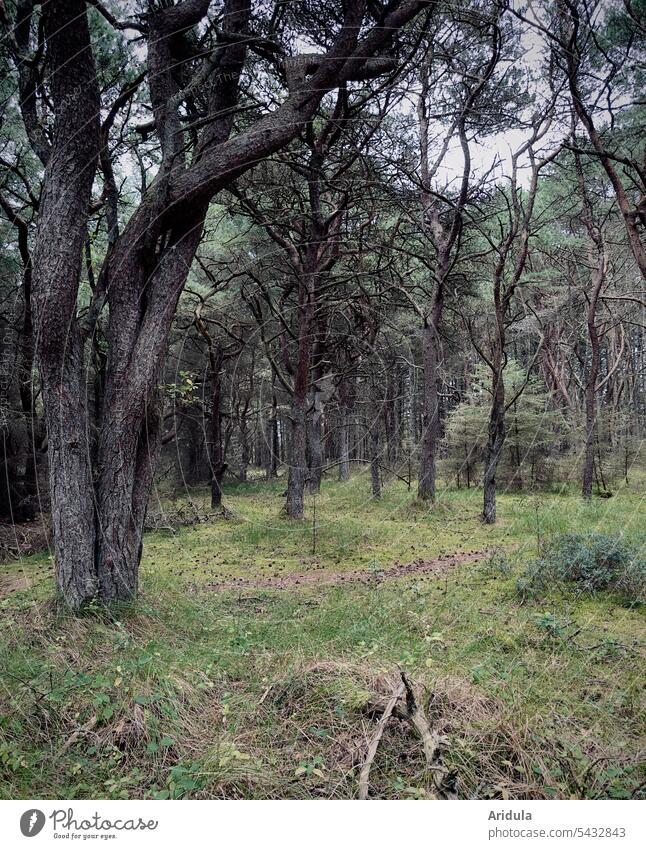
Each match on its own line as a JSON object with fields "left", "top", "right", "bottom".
{"left": 25, "top": 0, "right": 426, "bottom": 608}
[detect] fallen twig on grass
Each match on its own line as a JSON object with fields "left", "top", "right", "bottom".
{"left": 58, "top": 715, "right": 97, "bottom": 756}
{"left": 400, "top": 670, "right": 457, "bottom": 799}
{"left": 358, "top": 670, "right": 458, "bottom": 800}
{"left": 358, "top": 680, "right": 406, "bottom": 800}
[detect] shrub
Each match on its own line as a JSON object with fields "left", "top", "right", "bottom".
{"left": 517, "top": 533, "right": 645, "bottom": 606}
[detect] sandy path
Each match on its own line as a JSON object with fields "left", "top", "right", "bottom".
{"left": 205, "top": 550, "right": 487, "bottom": 591}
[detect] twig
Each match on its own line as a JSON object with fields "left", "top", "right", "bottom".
{"left": 358, "top": 681, "right": 405, "bottom": 800}
{"left": 400, "top": 670, "right": 458, "bottom": 799}
{"left": 58, "top": 715, "right": 98, "bottom": 756}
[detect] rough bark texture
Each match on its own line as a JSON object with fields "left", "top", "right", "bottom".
{"left": 31, "top": 0, "right": 101, "bottom": 606}
{"left": 287, "top": 395, "right": 308, "bottom": 519}
{"left": 370, "top": 416, "right": 382, "bottom": 499}
{"left": 482, "top": 362, "right": 506, "bottom": 524}
{"left": 308, "top": 387, "right": 324, "bottom": 493}
{"left": 418, "top": 306, "right": 443, "bottom": 501}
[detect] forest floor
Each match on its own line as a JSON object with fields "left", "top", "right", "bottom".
{"left": 0, "top": 471, "right": 644, "bottom": 800}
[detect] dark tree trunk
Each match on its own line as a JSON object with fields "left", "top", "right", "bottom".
{"left": 383, "top": 368, "right": 398, "bottom": 467}
{"left": 418, "top": 315, "right": 441, "bottom": 501}
{"left": 209, "top": 351, "right": 226, "bottom": 509}
{"left": 582, "top": 293, "right": 602, "bottom": 499}
{"left": 338, "top": 412, "right": 350, "bottom": 481}
{"left": 337, "top": 372, "right": 355, "bottom": 482}
{"left": 370, "top": 417, "right": 381, "bottom": 499}
{"left": 266, "top": 376, "right": 279, "bottom": 479}
{"left": 308, "top": 387, "right": 323, "bottom": 493}
{"left": 31, "top": 0, "right": 101, "bottom": 607}
{"left": 287, "top": 394, "right": 308, "bottom": 518}
{"left": 482, "top": 361, "right": 506, "bottom": 524}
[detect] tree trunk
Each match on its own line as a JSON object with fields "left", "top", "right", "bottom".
{"left": 482, "top": 364, "right": 505, "bottom": 524}
{"left": 384, "top": 368, "right": 398, "bottom": 468}
{"left": 209, "top": 351, "right": 226, "bottom": 509}
{"left": 370, "top": 417, "right": 381, "bottom": 499}
{"left": 582, "top": 306, "right": 601, "bottom": 499}
{"left": 308, "top": 387, "right": 323, "bottom": 493}
{"left": 418, "top": 317, "right": 440, "bottom": 501}
{"left": 287, "top": 394, "right": 308, "bottom": 518}
{"left": 31, "top": 0, "right": 101, "bottom": 607}
{"left": 338, "top": 411, "right": 350, "bottom": 481}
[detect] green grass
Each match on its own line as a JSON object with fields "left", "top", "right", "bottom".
{"left": 0, "top": 470, "right": 644, "bottom": 800}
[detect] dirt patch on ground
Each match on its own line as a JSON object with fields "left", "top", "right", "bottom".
{"left": 0, "top": 520, "right": 50, "bottom": 564}
{"left": 0, "top": 570, "right": 35, "bottom": 597}
{"left": 206, "top": 550, "right": 487, "bottom": 591}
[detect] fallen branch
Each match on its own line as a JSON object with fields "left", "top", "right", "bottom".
{"left": 58, "top": 715, "right": 98, "bottom": 756}
{"left": 358, "top": 680, "right": 406, "bottom": 800}
{"left": 401, "top": 670, "right": 457, "bottom": 799}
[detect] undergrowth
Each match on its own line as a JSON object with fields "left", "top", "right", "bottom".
{"left": 1, "top": 473, "right": 644, "bottom": 799}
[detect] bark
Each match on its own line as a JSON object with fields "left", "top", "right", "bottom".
{"left": 338, "top": 412, "right": 351, "bottom": 481}
{"left": 308, "top": 387, "right": 324, "bottom": 493}
{"left": 31, "top": 0, "right": 101, "bottom": 606}
{"left": 209, "top": 350, "right": 226, "bottom": 509}
{"left": 370, "top": 417, "right": 381, "bottom": 499}
{"left": 265, "top": 373, "right": 279, "bottom": 479}
{"left": 582, "top": 265, "right": 604, "bottom": 499}
{"left": 482, "top": 362, "right": 506, "bottom": 524}
{"left": 337, "top": 372, "right": 356, "bottom": 481}
{"left": 418, "top": 316, "right": 441, "bottom": 501}
{"left": 287, "top": 395, "right": 308, "bottom": 519}
{"left": 562, "top": 3, "right": 646, "bottom": 279}
{"left": 383, "top": 367, "right": 398, "bottom": 467}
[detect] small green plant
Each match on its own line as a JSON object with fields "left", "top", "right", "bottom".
{"left": 517, "top": 533, "right": 645, "bottom": 605}
{"left": 533, "top": 612, "right": 566, "bottom": 639}
{"left": 485, "top": 551, "right": 513, "bottom": 576}
{"left": 295, "top": 754, "right": 325, "bottom": 780}
{"left": 166, "top": 762, "right": 207, "bottom": 799}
